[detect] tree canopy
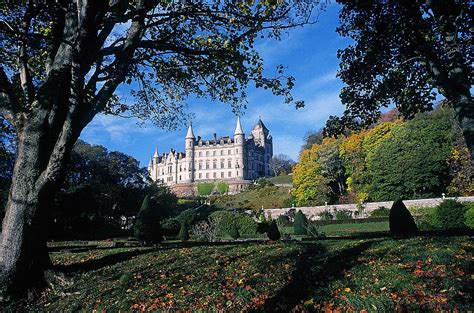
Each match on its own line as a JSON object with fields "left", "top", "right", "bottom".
{"left": 335, "top": 0, "right": 473, "bottom": 160}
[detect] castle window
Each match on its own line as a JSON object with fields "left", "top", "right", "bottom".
{"left": 206, "top": 151, "right": 209, "bottom": 156}
{"left": 221, "top": 172, "right": 224, "bottom": 178}
{"left": 199, "top": 151, "right": 202, "bottom": 157}
{"left": 179, "top": 175, "right": 181, "bottom": 180}
{"left": 206, "top": 162, "right": 209, "bottom": 169}
{"left": 220, "top": 160, "right": 224, "bottom": 168}
{"left": 220, "top": 150, "right": 223, "bottom": 155}
{"left": 236, "top": 149, "right": 239, "bottom": 153}
{"left": 213, "top": 161, "right": 217, "bottom": 169}
{"left": 179, "top": 165, "right": 182, "bottom": 172}
{"left": 213, "top": 151, "right": 216, "bottom": 156}
{"left": 228, "top": 160, "right": 231, "bottom": 168}
{"left": 213, "top": 172, "right": 216, "bottom": 178}
{"left": 206, "top": 173, "right": 209, "bottom": 178}
{"left": 199, "top": 173, "right": 202, "bottom": 178}
{"left": 228, "top": 149, "right": 231, "bottom": 154}
{"left": 228, "top": 171, "right": 232, "bottom": 177}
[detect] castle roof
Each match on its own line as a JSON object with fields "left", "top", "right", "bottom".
{"left": 254, "top": 118, "right": 269, "bottom": 132}
{"left": 234, "top": 116, "right": 244, "bottom": 135}
{"left": 186, "top": 122, "right": 195, "bottom": 139}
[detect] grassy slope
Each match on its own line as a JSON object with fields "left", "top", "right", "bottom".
{"left": 10, "top": 236, "right": 472, "bottom": 311}
{"left": 213, "top": 185, "right": 292, "bottom": 210}
{"left": 268, "top": 175, "right": 293, "bottom": 185}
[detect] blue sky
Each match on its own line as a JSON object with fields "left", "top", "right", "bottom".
{"left": 81, "top": 4, "right": 351, "bottom": 166}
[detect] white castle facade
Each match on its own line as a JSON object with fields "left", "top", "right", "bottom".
{"left": 148, "top": 117, "right": 273, "bottom": 194}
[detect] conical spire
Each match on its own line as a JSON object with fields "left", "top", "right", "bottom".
{"left": 153, "top": 146, "right": 159, "bottom": 158}
{"left": 234, "top": 116, "right": 244, "bottom": 135}
{"left": 186, "top": 121, "right": 195, "bottom": 139}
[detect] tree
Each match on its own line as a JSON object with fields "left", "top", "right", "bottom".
{"left": 389, "top": 198, "right": 418, "bottom": 236}
{"left": 293, "top": 210, "right": 307, "bottom": 235}
{"left": 269, "top": 154, "right": 295, "bottom": 176}
{"left": 300, "top": 130, "right": 323, "bottom": 152}
{"left": 0, "top": 0, "right": 319, "bottom": 295}
{"left": 336, "top": 0, "right": 473, "bottom": 162}
{"left": 228, "top": 222, "right": 240, "bottom": 240}
{"left": 134, "top": 196, "right": 162, "bottom": 245}
{"left": 178, "top": 222, "right": 190, "bottom": 242}
{"left": 267, "top": 220, "right": 281, "bottom": 241}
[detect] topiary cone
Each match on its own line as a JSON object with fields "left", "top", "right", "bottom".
{"left": 389, "top": 198, "right": 418, "bottom": 236}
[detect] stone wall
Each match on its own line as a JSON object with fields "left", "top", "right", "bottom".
{"left": 265, "top": 196, "right": 474, "bottom": 220}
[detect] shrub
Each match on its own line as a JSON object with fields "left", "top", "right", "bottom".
{"left": 190, "top": 215, "right": 222, "bottom": 242}
{"left": 235, "top": 214, "right": 257, "bottom": 235}
{"left": 216, "top": 181, "right": 229, "bottom": 195}
{"left": 433, "top": 199, "right": 468, "bottom": 230}
{"left": 228, "top": 223, "right": 240, "bottom": 239}
{"left": 134, "top": 195, "right": 162, "bottom": 244}
{"left": 389, "top": 198, "right": 418, "bottom": 236}
{"left": 267, "top": 220, "right": 281, "bottom": 241}
{"left": 465, "top": 205, "right": 474, "bottom": 229}
{"left": 370, "top": 206, "right": 391, "bottom": 217}
{"left": 161, "top": 218, "right": 180, "bottom": 237}
{"left": 282, "top": 195, "right": 296, "bottom": 208}
{"left": 335, "top": 209, "right": 353, "bottom": 221}
{"left": 318, "top": 210, "right": 333, "bottom": 221}
{"left": 197, "top": 182, "right": 215, "bottom": 196}
{"left": 174, "top": 209, "right": 197, "bottom": 227}
{"left": 293, "top": 210, "right": 308, "bottom": 235}
{"left": 178, "top": 222, "right": 189, "bottom": 241}
{"left": 276, "top": 215, "right": 291, "bottom": 227}
{"left": 305, "top": 222, "right": 325, "bottom": 239}
{"left": 256, "top": 222, "right": 269, "bottom": 234}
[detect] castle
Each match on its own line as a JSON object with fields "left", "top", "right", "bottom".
{"left": 148, "top": 117, "right": 273, "bottom": 195}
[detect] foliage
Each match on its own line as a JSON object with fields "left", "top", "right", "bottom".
{"left": 234, "top": 214, "right": 258, "bottom": 235}
{"left": 160, "top": 219, "right": 180, "bottom": 237}
{"left": 174, "top": 209, "right": 197, "bottom": 228}
{"left": 301, "top": 130, "right": 323, "bottom": 152}
{"left": 304, "top": 222, "right": 325, "bottom": 239}
{"left": 445, "top": 139, "right": 474, "bottom": 196}
{"left": 389, "top": 199, "right": 418, "bottom": 236}
{"left": 178, "top": 222, "right": 190, "bottom": 242}
{"left": 370, "top": 207, "right": 391, "bottom": 217}
{"left": 276, "top": 215, "right": 291, "bottom": 227}
{"left": 432, "top": 200, "right": 468, "bottom": 230}
{"left": 134, "top": 196, "right": 162, "bottom": 244}
{"left": 190, "top": 216, "right": 222, "bottom": 243}
{"left": 464, "top": 205, "right": 474, "bottom": 229}
{"left": 209, "top": 211, "right": 257, "bottom": 237}
{"left": 266, "top": 220, "right": 281, "bottom": 241}
{"left": 334, "top": 209, "right": 352, "bottom": 221}
{"left": 228, "top": 223, "right": 240, "bottom": 240}
{"left": 216, "top": 182, "right": 229, "bottom": 195}
{"left": 197, "top": 182, "right": 215, "bottom": 196}
{"left": 293, "top": 211, "right": 308, "bottom": 235}
{"left": 292, "top": 145, "right": 332, "bottom": 206}
{"left": 318, "top": 210, "right": 334, "bottom": 221}
{"left": 336, "top": 0, "right": 473, "bottom": 162}
{"left": 269, "top": 154, "right": 296, "bottom": 176}
{"left": 255, "top": 178, "right": 274, "bottom": 187}
{"left": 368, "top": 109, "right": 458, "bottom": 200}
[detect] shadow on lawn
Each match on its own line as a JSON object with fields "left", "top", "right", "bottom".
{"left": 262, "top": 239, "right": 378, "bottom": 312}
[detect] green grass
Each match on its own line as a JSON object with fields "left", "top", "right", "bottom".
{"left": 320, "top": 221, "right": 389, "bottom": 237}
{"left": 8, "top": 236, "right": 472, "bottom": 311}
{"left": 212, "top": 185, "right": 292, "bottom": 210}
{"left": 268, "top": 175, "right": 293, "bottom": 185}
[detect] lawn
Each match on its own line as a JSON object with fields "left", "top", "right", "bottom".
{"left": 268, "top": 175, "right": 293, "bottom": 185}
{"left": 212, "top": 185, "right": 292, "bottom": 210}
{"left": 8, "top": 236, "right": 472, "bottom": 311}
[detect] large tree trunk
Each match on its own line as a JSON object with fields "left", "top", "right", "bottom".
{"left": 0, "top": 106, "right": 77, "bottom": 298}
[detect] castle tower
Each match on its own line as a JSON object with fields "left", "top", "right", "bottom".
{"left": 185, "top": 122, "right": 195, "bottom": 182}
{"left": 234, "top": 116, "right": 245, "bottom": 179}
{"left": 152, "top": 147, "right": 159, "bottom": 180}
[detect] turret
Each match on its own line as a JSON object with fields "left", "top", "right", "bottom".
{"left": 185, "top": 121, "right": 195, "bottom": 182}
{"left": 234, "top": 116, "right": 245, "bottom": 179}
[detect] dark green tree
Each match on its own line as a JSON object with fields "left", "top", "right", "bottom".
{"left": 293, "top": 210, "right": 308, "bottom": 235}
{"left": 134, "top": 196, "right": 162, "bottom": 245}
{"left": 368, "top": 108, "right": 458, "bottom": 200}
{"left": 0, "top": 0, "right": 320, "bottom": 294}
{"left": 267, "top": 220, "right": 281, "bottom": 241}
{"left": 178, "top": 222, "right": 190, "bottom": 242}
{"left": 389, "top": 198, "right": 418, "bottom": 236}
{"left": 228, "top": 223, "right": 240, "bottom": 240}
{"left": 336, "top": 0, "right": 473, "bottom": 161}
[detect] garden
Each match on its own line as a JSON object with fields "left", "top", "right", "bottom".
{"left": 5, "top": 198, "right": 473, "bottom": 311}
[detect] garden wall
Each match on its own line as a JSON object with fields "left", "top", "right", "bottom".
{"left": 265, "top": 196, "right": 474, "bottom": 221}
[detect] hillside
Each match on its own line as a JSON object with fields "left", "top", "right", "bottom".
{"left": 212, "top": 185, "right": 293, "bottom": 210}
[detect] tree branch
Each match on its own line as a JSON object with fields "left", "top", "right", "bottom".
{"left": 0, "top": 67, "right": 25, "bottom": 125}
